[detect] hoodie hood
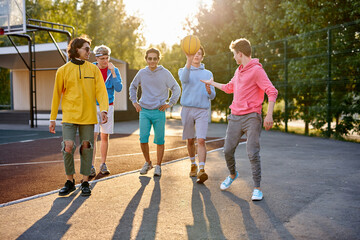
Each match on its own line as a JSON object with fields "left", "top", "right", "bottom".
{"left": 188, "top": 63, "right": 205, "bottom": 70}
{"left": 144, "top": 65, "right": 165, "bottom": 73}
{"left": 239, "top": 58, "right": 262, "bottom": 73}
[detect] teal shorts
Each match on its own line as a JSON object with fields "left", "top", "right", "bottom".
{"left": 139, "top": 108, "right": 166, "bottom": 145}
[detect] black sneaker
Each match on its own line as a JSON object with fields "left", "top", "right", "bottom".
{"left": 59, "top": 179, "right": 76, "bottom": 196}
{"left": 80, "top": 181, "right": 91, "bottom": 196}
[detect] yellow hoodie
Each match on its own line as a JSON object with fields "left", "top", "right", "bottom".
{"left": 50, "top": 60, "right": 109, "bottom": 124}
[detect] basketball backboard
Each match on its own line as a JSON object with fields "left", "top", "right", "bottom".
{"left": 0, "top": 0, "right": 26, "bottom": 35}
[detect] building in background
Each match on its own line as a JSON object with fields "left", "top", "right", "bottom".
{"left": 0, "top": 42, "right": 138, "bottom": 125}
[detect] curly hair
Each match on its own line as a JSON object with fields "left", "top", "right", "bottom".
{"left": 145, "top": 48, "right": 161, "bottom": 60}
{"left": 67, "top": 36, "right": 92, "bottom": 59}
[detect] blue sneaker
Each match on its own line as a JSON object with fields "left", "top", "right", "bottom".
{"left": 220, "top": 171, "right": 239, "bottom": 190}
{"left": 251, "top": 189, "right": 263, "bottom": 201}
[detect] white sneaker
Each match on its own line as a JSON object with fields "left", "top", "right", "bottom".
{"left": 140, "top": 161, "right": 153, "bottom": 175}
{"left": 154, "top": 165, "right": 161, "bottom": 177}
{"left": 100, "top": 163, "right": 110, "bottom": 174}
{"left": 251, "top": 189, "right": 263, "bottom": 201}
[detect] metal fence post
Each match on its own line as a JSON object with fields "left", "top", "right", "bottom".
{"left": 327, "top": 29, "right": 332, "bottom": 137}
{"left": 284, "top": 40, "right": 288, "bottom": 132}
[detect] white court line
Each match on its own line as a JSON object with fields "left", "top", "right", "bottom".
{"left": 0, "top": 135, "right": 61, "bottom": 146}
{"left": 0, "top": 141, "right": 246, "bottom": 208}
{"left": 0, "top": 133, "right": 37, "bottom": 139}
{"left": 0, "top": 138, "right": 226, "bottom": 167}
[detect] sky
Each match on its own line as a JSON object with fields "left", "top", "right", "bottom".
{"left": 123, "top": 0, "right": 213, "bottom": 47}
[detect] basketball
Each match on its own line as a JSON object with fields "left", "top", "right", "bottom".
{"left": 181, "top": 35, "right": 201, "bottom": 55}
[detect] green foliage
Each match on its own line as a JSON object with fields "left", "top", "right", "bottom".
{"left": 158, "top": 44, "right": 185, "bottom": 83}
{"left": 24, "top": 0, "right": 145, "bottom": 68}
{"left": 0, "top": 68, "right": 10, "bottom": 107}
{"left": 183, "top": 0, "right": 360, "bottom": 138}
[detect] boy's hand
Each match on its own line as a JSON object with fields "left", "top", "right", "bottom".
{"left": 263, "top": 115, "right": 274, "bottom": 130}
{"left": 133, "top": 102, "right": 142, "bottom": 112}
{"left": 101, "top": 112, "right": 108, "bottom": 124}
{"left": 200, "top": 78, "right": 214, "bottom": 85}
{"left": 159, "top": 104, "right": 170, "bottom": 111}
{"left": 49, "top": 121, "right": 56, "bottom": 134}
{"left": 205, "top": 84, "right": 211, "bottom": 94}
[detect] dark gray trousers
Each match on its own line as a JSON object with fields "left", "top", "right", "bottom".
{"left": 223, "top": 113, "right": 262, "bottom": 187}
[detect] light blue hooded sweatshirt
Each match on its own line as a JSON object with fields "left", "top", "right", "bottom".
{"left": 129, "top": 65, "right": 181, "bottom": 109}
{"left": 178, "top": 63, "right": 216, "bottom": 109}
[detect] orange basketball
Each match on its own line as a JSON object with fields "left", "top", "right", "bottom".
{"left": 181, "top": 35, "right": 201, "bottom": 55}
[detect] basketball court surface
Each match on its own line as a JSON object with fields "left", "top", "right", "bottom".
{"left": 0, "top": 120, "right": 227, "bottom": 204}
{"left": 0, "top": 119, "right": 359, "bottom": 239}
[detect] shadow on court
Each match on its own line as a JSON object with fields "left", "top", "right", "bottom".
{"left": 17, "top": 182, "right": 97, "bottom": 240}
{"left": 0, "top": 121, "right": 359, "bottom": 239}
{"left": 187, "top": 178, "right": 226, "bottom": 239}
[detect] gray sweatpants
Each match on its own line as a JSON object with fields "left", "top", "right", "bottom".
{"left": 223, "top": 113, "right": 262, "bottom": 187}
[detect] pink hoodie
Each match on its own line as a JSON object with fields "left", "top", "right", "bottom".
{"left": 221, "top": 58, "right": 278, "bottom": 116}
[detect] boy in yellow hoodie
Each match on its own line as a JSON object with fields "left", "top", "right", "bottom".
{"left": 49, "top": 36, "right": 109, "bottom": 196}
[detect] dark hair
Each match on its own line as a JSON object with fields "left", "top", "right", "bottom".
{"left": 229, "top": 38, "right": 251, "bottom": 57}
{"left": 199, "top": 45, "right": 205, "bottom": 57}
{"left": 145, "top": 48, "right": 161, "bottom": 60}
{"left": 67, "top": 36, "right": 92, "bottom": 59}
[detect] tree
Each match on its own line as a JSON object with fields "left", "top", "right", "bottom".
{"left": 185, "top": 0, "right": 360, "bottom": 137}
{"left": 25, "top": 0, "right": 145, "bottom": 67}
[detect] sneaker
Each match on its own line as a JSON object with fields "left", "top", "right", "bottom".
{"left": 80, "top": 181, "right": 91, "bottom": 196}
{"left": 196, "top": 169, "right": 208, "bottom": 183}
{"left": 100, "top": 163, "right": 110, "bottom": 175}
{"left": 154, "top": 165, "right": 161, "bottom": 177}
{"left": 189, "top": 164, "right": 198, "bottom": 177}
{"left": 140, "top": 161, "right": 153, "bottom": 175}
{"left": 89, "top": 166, "right": 96, "bottom": 177}
{"left": 220, "top": 171, "right": 239, "bottom": 190}
{"left": 59, "top": 179, "right": 76, "bottom": 196}
{"left": 251, "top": 189, "right": 263, "bottom": 201}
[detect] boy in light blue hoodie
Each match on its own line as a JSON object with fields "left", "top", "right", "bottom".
{"left": 178, "top": 46, "right": 216, "bottom": 183}
{"left": 129, "top": 48, "right": 181, "bottom": 177}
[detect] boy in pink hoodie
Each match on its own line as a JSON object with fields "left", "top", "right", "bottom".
{"left": 201, "top": 38, "right": 278, "bottom": 200}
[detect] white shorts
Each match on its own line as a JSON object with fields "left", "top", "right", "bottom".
{"left": 181, "top": 106, "right": 209, "bottom": 140}
{"left": 94, "top": 105, "right": 114, "bottom": 134}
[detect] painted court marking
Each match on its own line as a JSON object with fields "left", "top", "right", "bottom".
{"left": 0, "top": 138, "right": 226, "bottom": 167}
{"left": 0, "top": 141, "right": 246, "bottom": 208}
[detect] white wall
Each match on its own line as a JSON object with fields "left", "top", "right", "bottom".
{"left": 12, "top": 69, "right": 57, "bottom": 111}
{"left": 113, "top": 63, "right": 127, "bottom": 111}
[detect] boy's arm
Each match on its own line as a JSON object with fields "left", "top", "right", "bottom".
{"left": 167, "top": 75, "right": 181, "bottom": 106}
{"left": 112, "top": 66, "right": 123, "bottom": 92}
{"left": 206, "top": 73, "right": 216, "bottom": 100}
{"left": 200, "top": 78, "right": 225, "bottom": 91}
{"left": 95, "top": 68, "right": 109, "bottom": 116}
{"left": 129, "top": 74, "right": 140, "bottom": 104}
{"left": 178, "top": 54, "right": 195, "bottom": 83}
{"left": 49, "top": 69, "right": 64, "bottom": 133}
{"left": 264, "top": 101, "right": 275, "bottom": 130}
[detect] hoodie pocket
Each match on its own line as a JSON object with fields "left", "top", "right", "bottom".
{"left": 232, "top": 100, "right": 249, "bottom": 111}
